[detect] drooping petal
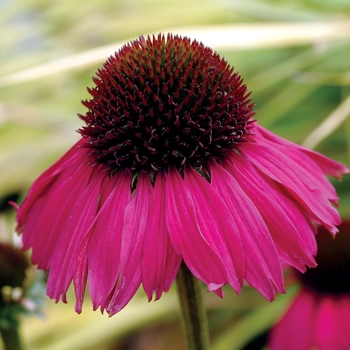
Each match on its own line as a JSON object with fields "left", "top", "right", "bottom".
{"left": 27, "top": 158, "right": 94, "bottom": 269}
{"left": 255, "top": 125, "right": 349, "bottom": 178}
{"left": 225, "top": 156, "right": 317, "bottom": 270}
{"left": 74, "top": 232, "right": 91, "bottom": 314}
{"left": 210, "top": 161, "right": 284, "bottom": 300}
{"left": 16, "top": 139, "right": 86, "bottom": 233}
{"left": 46, "top": 168, "right": 103, "bottom": 303}
{"left": 142, "top": 171, "right": 182, "bottom": 301}
{"left": 256, "top": 128, "right": 340, "bottom": 204}
{"left": 241, "top": 142, "right": 341, "bottom": 234}
{"left": 301, "top": 149, "right": 350, "bottom": 179}
{"left": 184, "top": 166, "right": 246, "bottom": 291}
{"left": 18, "top": 142, "right": 88, "bottom": 251}
{"left": 106, "top": 172, "right": 153, "bottom": 315}
{"left": 165, "top": 168, "right": 229, "bottom": 293}
{"left": 86, "top": 171, "right": 132, "bottom": 312}
{"left": 279, "top": 147, "right": 339, "bottom": 204}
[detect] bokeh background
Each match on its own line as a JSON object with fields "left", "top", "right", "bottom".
{"left": 1, "top": 0, "right": 349, "bottom": 349}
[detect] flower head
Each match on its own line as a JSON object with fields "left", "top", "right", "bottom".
{"left": 14, "top": 34, "right": 349, "bottom": 316}
{"left": 269, "top": 220, "right": 350, "bottom": 350}
{"left": 79, "top": 34, "right": 255, "bottom": 173}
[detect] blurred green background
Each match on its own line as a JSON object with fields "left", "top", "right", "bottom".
{"left": 0, "top": 0, "right": 349, "bottom": 349}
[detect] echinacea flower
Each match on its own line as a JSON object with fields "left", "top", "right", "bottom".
{"left": 14, "top": 34, "right": 349, "bottom": 316}
{"left": 269, "top": 220, "right": 350, "bottom": 350}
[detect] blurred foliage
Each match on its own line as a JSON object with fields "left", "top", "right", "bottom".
{"left": 0, "top": 0, "right": 349, "bottom": 349}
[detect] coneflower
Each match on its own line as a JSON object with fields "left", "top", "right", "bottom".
{"left": 14, "top": 34, "right": 348, "bottom": 320}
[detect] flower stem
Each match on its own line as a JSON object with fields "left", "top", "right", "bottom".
{"left": 176, "top": 262, "right": 210, "bottom": 350}
{"left": 0, "top": 327, "right": 23, "bottom": 350}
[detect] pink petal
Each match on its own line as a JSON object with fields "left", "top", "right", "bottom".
{"left": 270, "top": 291, "right": 350, "bottom": 350}
{"left": 337, "top": 297, "right": 350, "bottom": 348}
{"left": 241, "top": 142, "right": 341, "bottom": 234}
{"left": 165, "top": 168, "right": 229, "bottom": 292}
{"left": 211, "top": 161, "right": 284, "bottom": 300}
{"left": 46, "top": 168, "right": 103, "bottom": 303}
{"left": 106, "top": 172, "right": 153, "bottom": 315}
{"left": 142, "top": 171, "right": 182, "bottom": 301}
{"left": 269, "top": 290, "right": 316, "bottom": 350}
{"left": 256, "top": 129, "right": 340, "bottom": 204}
{"left": 314, "top": 297, "right": 340, "bottom": 350}
{"left": 86, "top": 171, "right": 132, "bottom": 312}
{"left": 255, "top": 125, "right": 349, "bottom": 178}
{"left": 16, "top": 139, "right": 86, "bottom": 233}
{"left": 226, "top": 156, "right": 317, "bottom": 270}
{"left": 28, "top": 160, "right": 94, "bottom": 269}
{"left": 74, "top": 232, "right": 90, "bottom": 313}
{"left": 184, "top": 167, "right": 246, "bottom": 291}
{"left": 301, "top": 150, "right": 349, "bottom": 179}
{"left": 312, "top": 296, "right": 350, "bottom": 350}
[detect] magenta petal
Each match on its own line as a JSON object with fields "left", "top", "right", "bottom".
{"left": 270, "top": 291, "right": 350, "bottom": 350}
{"left": 211, "top": 161, "right": 284, "bottom": 300}
{"left": 336, "top": 298, "right": 350, "bottom": 348}
{"left": 256, "top": 128, "right": 340, "bottom": 204}
{"left": 106, "top": 173, "right": 153, "bottom": 315}
{"left": 255, "top": 125, "right": 349, "bottom": 178}
{"left": 16, "top": 139, "right": 86, "bottom": 233}
{"left": 269, "top": 291, "right": 316, "bottom": 350}
{"left": 165, "top": 168, "right": 231, "bottom": 290}
{"left": 184, "top": 166, "right": 246, "bottom": 290}
{"left": 28, "top": 161, "right": 94, "bottom": 269}
{"left": 227, "top": 156, "right": 317, "bottom": 270}
{"left": 74, "top": 233, "right": 90, "bottom": 313}
{"left": 19, "top": 143, "right": 87, "bottom": 252}
{"left": 241, "top": 142, "right": 341, "bottom": 234}
{"left": 310, "top": 296, "right": 350, "bottom": 350}
{"left": 86, "top": 171, "right": 132, "bottom": 312}
{"left": 142, "top": 172, "right": 182, "bottom": 301}
{"left": 46, "top": 168, "right": 103, "bottom": 303}
{"left": 280, "top": 147, "right": 339, "bottom": 204}
{"left": 106, "top": 269, "right": 142, "bottom": 316}
{"left": 300, "top": 149, "right": 350, "bottom": 179}
{"left": 208, "top": 285, "right": 224, "bottom": 298}
{"left": 314, "top": 297, "right": 341, "bottom": 350}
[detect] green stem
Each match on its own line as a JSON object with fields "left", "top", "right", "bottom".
{"left": 0, "top": 327, "right": 23, "bottom": 350}
{"left": 176, "top": 262, "right": 210, "bottom": 350}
